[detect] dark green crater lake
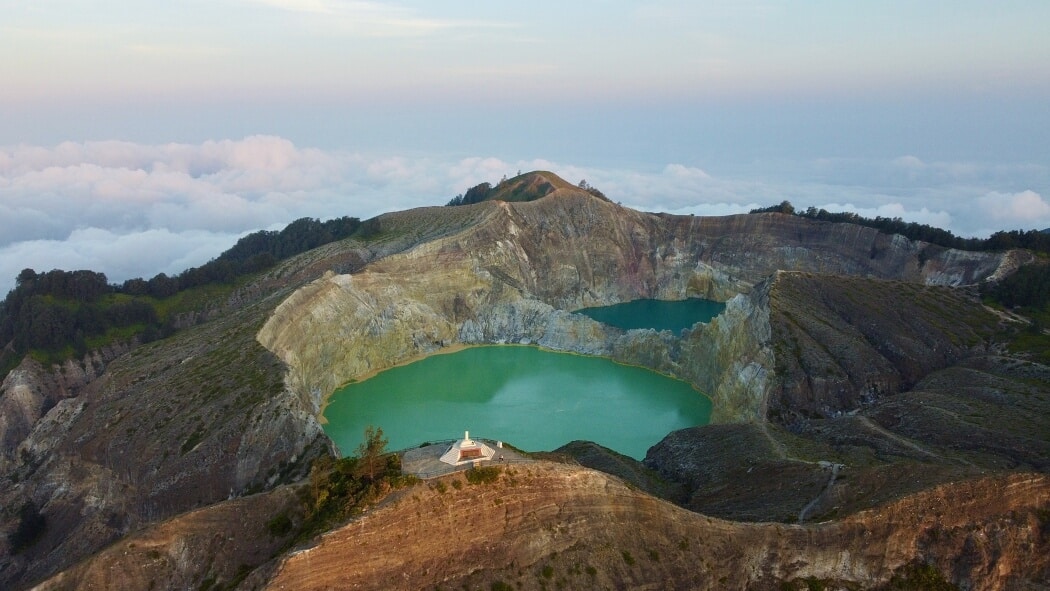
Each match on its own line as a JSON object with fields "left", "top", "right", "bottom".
{"left": 323, "top": 345, "right": 711, "bottom": 460}
{"left": 577, "top": 297, "right": 726, "bottom": 332}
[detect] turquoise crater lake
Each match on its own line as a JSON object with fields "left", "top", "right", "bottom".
{"left": 323, "top": 346, "right": 711, "bottom": 460}
{"left": 577, "top": 297, "right": 726, "bottom": 332}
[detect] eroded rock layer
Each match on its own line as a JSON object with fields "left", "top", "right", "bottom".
{"left": 257, "top": 188, "right": 1015, "bottom": 425}
{"left": 263, "top": 464, "right": 1050, "bottom": 591}
{"left": 0, "top": 178, "right": 1039, "bottom": 590}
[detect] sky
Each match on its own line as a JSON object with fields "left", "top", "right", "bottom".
{"left": 2, "top": 0, "right": 1049, "bottom": 294}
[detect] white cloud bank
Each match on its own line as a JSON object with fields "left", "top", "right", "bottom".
{"left": 1, "top": 136, "right": 1047, "bottom": 295}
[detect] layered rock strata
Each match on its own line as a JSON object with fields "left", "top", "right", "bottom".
{"left": 262, "top": 464, "right": 1050, "bottom": 591}
{"left": 258, "top": 192, "right": 1015, "bottom": 426}
{"left": 0, "top": 183, "right": 1032, "bottom": 589}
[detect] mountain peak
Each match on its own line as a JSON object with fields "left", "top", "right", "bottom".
{"left": 447, "top": 170, "right": 610, "bottom": 206}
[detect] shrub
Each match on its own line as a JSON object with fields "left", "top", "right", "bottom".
{"left": 265, "top": 512, "right": 293, "bottom": 537}
{"left": 466, "top": 465, "right": 501, "bottom": 485}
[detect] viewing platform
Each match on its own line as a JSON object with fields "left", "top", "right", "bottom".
{"left": 400, "top": 433, "right": 532, "bottom": 479}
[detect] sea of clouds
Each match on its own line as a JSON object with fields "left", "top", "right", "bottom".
{"left": 1, "top": 135, "right": 1047, "bottom": 295}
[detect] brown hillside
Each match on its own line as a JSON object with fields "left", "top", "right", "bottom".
{"left": 264, "top": 463, "right": 1050, "bottom": 591}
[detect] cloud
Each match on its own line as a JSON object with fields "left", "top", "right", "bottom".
{"left": 1, "top": 136, "right": 1046, "bottom": 295}
{"left": 809, "top": 202, "right": 954, "bottom": 231}
{"left": 980, "top": 190, "right": 1050, "bottom": 225}
{"left": 664, "top": 163, "right": 712, "bottom": 180}
{"left": 244, "top": 0, "right": 507, "bottom": 37}
{"left": 0, "top": 228, "right": 247, "bottom": 296}
{"left": 892, "top": 155, "right": 926, "bottom": 169}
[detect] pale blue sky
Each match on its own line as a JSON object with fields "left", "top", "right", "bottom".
{"left": 4, "top": 1, "right": 1048, "bottom": 109}
{"left": 1, "top": 1, "right": 1049, "bottom": 292}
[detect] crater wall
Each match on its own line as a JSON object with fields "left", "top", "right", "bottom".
{"left": 257, "top": 195, "right": 1016, "bottom": 425}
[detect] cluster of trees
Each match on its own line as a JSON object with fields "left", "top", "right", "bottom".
{"left": 0, "top": 216, "right": 362, "bottom": 375}
{"left": 750, "top": 201, "right": 1050, "bottom": 255}
{"left": 0, "top": 270, "right": 160, "bottom": 354}
{"left": 119, "top": 216, "right": 362, "bottom": 298}
{"left": 295, "top": 426, "right": 412, "bottom": 541}
{"left": 982, "top": 264, "right": 1050, "bottom": 310}
{"left": 446, "top": 181, "right": 495, "bottom": 207}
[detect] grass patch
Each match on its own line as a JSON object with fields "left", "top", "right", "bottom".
{"left": 882, "top": 563, "right": 958, "bottom": 590}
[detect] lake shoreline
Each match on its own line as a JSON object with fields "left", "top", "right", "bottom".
{"left": 322, "top": 344, "right": 713, "bottom": 460}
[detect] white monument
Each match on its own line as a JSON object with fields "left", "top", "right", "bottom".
{"left": 439, "top": 430, "right": 496, "bottom": 466}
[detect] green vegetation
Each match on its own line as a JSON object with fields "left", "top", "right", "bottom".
{"left": 294, "top": 430, "right": 417, "bottom": 542}
{"left": 0, "top": 216, "right": 360, "bottom": 380}
{"left": 465, "top": 465, "right": 502, "bottom": 485}
{"left": 980, "top": 262, "right": 1050, "bottom": 361}
{"left": 750, "top": 200, "right": 1050, "bottom": 255}
{"left": 265, "top": 513, "right": 294, "bottom": 537}
{"left": 446, "top": 173, "right": 608, "bottom": 206}
{"left": 882, "top": 563, "right": 958, "bottom": 590}
{"left": 984, "top": 262, "right": 1050, "bottom": 309}
{"left": 355, "top": 425, "right": 388, "bottom": 480}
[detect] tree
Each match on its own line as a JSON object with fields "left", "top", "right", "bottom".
{"left": 356, "top": 425, "right": 388, "bottom": 480}
{"left": 16, "top": 268, "right": 37, "bottom": 287}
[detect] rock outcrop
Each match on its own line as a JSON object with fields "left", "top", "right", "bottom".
{"left": 1, "top": 177, "right": 1039, "bottom": 590}
{"left": 0, "top": 344, "right": 129, "bottom": 467}
{"left": 0, "top": 300, "right": 326, "bottom": 589}
{"left": 257, "top": 191, "right": 1015, "bottom": 425}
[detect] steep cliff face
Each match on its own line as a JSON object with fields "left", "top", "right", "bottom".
{"left": 257, "top": 192, "right": 1014, "bottom": 425}
{"left": 0, "top": 345, "right": 128, "bottom": 466}
{"left": 675, "top": 286, "right": 774, "bottom": 423}
{"left": 1, "top": 181, "right": 1033, "bottom": 590}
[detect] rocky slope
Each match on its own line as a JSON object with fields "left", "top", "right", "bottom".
{"left": 257, "top": 178, "right": 1017, "bottom": 425}
{"left": 0, "top": 295, "right": 331, "bottom": 588}
{"left": 259, "top": 464, "right": 1049, "bottom": 591}
{"left": 1, "top": 172, "right": 1042, "bottom": 589}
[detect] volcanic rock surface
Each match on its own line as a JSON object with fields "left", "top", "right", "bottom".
{"left": 2, "top": 172, "right": 1046, "bottom": 590}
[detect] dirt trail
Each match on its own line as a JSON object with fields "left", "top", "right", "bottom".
{"left": 855, "top": 415, "right": 945, "bottom": 461}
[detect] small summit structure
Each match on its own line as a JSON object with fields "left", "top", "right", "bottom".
{"left": 439, "top": 431, "right": 496, "bottom": 466}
